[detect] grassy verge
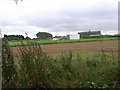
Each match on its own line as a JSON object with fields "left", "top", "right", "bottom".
{"left": 2, "top": 41, "right": 120, "bottom": 88}
{"left": 48, "top": 52, "right": 119, "bottom": 88}
{"left": 8, "top": 37, "right": 120, "bottom": 47}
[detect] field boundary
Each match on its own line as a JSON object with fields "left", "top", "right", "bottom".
{"left": 8, "top": 37, "right": 120, "bottom": 47}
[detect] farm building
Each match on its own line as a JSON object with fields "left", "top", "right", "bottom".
{"left": 67, "top": 34, "right": 79, "bottom": 40}
{"left": 78, "top": 31, "right": 101, "bottom": 39}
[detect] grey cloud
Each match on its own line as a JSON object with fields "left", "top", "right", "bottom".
{"left": 1, "top": 1, "right": 118, "bottom": 36}
{"left": 27, "top": 5, "right": 117, "bottom": 33}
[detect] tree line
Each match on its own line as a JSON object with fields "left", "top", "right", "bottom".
{"left": 3, "top": 32, "right": 53, "bottom": 41}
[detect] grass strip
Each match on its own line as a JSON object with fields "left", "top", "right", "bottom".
{"left": 8, "top": 37, "right": 120, "bottom": 47}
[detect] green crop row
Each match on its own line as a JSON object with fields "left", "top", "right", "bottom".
{"left": 8, "top": 37, "right": 120, "bottom": 47}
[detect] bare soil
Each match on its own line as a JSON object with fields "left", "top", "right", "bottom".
{"left": 11, "top": 40, "right": 119, "bottom": 58}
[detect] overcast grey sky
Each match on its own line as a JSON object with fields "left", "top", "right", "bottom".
{"left": 0, "top": 0, "right": 119, "bottom": 38}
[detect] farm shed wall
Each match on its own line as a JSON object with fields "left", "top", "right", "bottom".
{"left": 78, "top": 31, "right": 101, "bottom": 39}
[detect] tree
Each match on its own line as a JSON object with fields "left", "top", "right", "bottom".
{"left": 36, "top": 32, "right": 53, "bottom": 40}
{"left": 3, "top": 34, "right": 25, "bottom": 41}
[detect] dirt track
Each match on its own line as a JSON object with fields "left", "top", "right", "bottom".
{"left": 11, "top": 40, "right": 119, "bottom": 57}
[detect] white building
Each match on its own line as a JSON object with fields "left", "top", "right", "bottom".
{"left": 69, "top": 34, "right": 79, "bottom": 40}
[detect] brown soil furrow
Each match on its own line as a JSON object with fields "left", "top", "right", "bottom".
{"left": 11, "top": 40, "right": 119, "bottom": 59}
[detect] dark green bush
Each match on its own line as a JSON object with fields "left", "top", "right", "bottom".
{"left": 2, "top": 41, "right": 17, "bottom": 88}
{"left": 17, "top": 43, "right": 48, "bottom": 88}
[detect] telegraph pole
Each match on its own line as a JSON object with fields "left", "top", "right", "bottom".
{"left": 14, "top": 0, "right": 23, "bottom": 4}
{"left": 25, "top": 32, "right": 28, "bottom": 37}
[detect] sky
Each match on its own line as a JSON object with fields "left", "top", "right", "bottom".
{"left": 0, "top": 0, "right": 119, "bottom": 38}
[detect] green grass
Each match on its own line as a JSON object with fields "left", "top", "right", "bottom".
{"left": 48, "top": 52, "right": 119, "bottom": 88}
{"left": 8, "top": 37, "right": 120, "bottom": 47}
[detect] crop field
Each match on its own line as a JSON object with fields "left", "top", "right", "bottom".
{"left": 11, "top": 40, "right": 119, "bottom": 58}
{"left": 8, "top": 37, "right": 120, "bottom": 47}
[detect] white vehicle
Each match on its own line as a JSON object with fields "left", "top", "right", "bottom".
{"left": 53, "top": 38, "right": 60, "bottom": 40}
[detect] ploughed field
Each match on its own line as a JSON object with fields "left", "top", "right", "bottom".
{"left": 11, "top": 40, "right": 119, "bottom": 57}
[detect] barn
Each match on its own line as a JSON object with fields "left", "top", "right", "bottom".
{"left": 78, "top": 31, "right": 101, "bottom": 39}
